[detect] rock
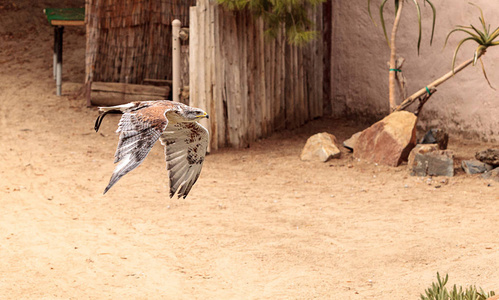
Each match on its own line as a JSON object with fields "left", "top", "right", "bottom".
{"left": 408, "top": 144, "right": 439, "bottom": 168}
{"left": 475, "top": 149, "right": 499, "bottom": 166}
{"left": 300, "top": 132, "right": 341, "bottom": 162}
{"left": 482, "top": 167, "right": 499, "bottom": 182}
{"left": 420, "top": 128, "right": 449, "bottom": 150}
{"left": 461, "top": 160, "right": 493, "bottom": 174}
{"left": 343, "top": 131, "right": 361, "bottom": 152}
{"left": 410, "top": 150, "right": 454, "bottom": 177}
{"left": 354, "top": 111, "right": 417, "bottom": 167}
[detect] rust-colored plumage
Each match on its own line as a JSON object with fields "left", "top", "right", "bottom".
{"left": 95, "top": 100, "right": 209, "bottom": 198}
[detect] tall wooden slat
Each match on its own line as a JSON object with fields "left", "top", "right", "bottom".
{"left": 213, "top": 5, "right": 226, "bottom": 148}
{"left": 276, "top": 30, "right": 286, "bottom": 131}
{"left": 258, "top": 18, "right": 268, "bottom": 137}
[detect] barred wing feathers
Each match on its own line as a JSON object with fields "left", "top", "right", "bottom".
{"left": 104, "top": 106, "right": 169, "bottom": 194}
{"left": 160, "top": 122, "right": 209, "bottom": 199}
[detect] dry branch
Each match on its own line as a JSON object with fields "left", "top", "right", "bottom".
{"left": 394, "top": 54, "right": 482, "bottom": 112}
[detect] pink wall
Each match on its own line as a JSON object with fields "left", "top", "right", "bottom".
{"left": 330, "top": 0, "right": 499, "bottom": 142}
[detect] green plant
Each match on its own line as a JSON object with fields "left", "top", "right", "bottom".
{"left": 394, "top": 3, "right": 499, "bottom": 112}
{"left": 444, "top": 2, "right": 499, "bottom": 88}
{"left": 368, "top": 0, "right": 436, "bottom": 110}
{"left": 368, "top": 0, "right": 436, "bottom": 54}
{"left": 217, "top": 0, "right": 326, "bottom": 45}
{"left": 420, "top": 272, "right": 496, "bottom": 300}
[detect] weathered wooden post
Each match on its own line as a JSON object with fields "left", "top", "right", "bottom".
{"left": 172, "top": 19, "right": 181, "bottom": 102}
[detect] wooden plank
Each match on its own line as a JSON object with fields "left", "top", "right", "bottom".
{"left": 226, "top": 10, "right": 241, "bottom": 147}
{"left": 213, "top": 3, "right": 226, "bottom": 148}
{"left": 275, "top": 29, "right": 286, "bottom": 131}
{"left": 50, "top": 20, "right": 85, "bottom": 26}
{"left": 239, "top": 12, "right": 249, "bottom": 148}
{"left": 91, "top": 82, "right": 169, "bottom": 97}
{"left": 284, "top": 44, "right": 294, "bottom": 128}
{"left": 207, "top": 0, "right": 218, "bottom": 150}
{"left": 205, "top": 0, "right": 215, "bottom": 150}
{"left": 143, "top": 78, "right": 173, "bottom": 86}
{"left": 246, "top": 14, "right": 257, "bottom": 143}
{"left": 297, "top": 47, "right": 307, "bottom": 126}
{"left": 198, "top": 2, "right": 209, "bottom": 149}
{"left": 90, "top": 92, "right": 166, "bottom": 106}
{"left": 258, "top": 18, "right": 268, "bottom": 137}
{"left": 189, "top": 6, "right": 198, "bottom": 108}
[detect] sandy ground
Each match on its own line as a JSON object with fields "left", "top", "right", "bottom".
{"left": 1, "top": 2, "right": 498, "bottom": 299}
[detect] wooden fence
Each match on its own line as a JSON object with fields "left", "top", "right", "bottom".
{"left": 189, "top": 0, "right": 324, "bottom": 150}
{"left": 85, "top": 0, "right": 195, "bottom": 85}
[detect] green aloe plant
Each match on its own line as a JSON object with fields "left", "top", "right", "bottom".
{"left": 444, "top": 2, "right": 499, "bottom": 88}
{"left": 368, "top": 0, "right": 436, "bottom": 111}
{"left": 395, "top": 3, "right": 499, "bottom": 112}
{"left": 368, "top": 0, "right": 436, "bottom": 54}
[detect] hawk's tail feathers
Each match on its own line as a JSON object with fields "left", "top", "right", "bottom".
{"left": 94, "top": 103, "right": 137, "bottom": 132}
{"left": 94, "top": 110, "right": 122, "bottom": 132}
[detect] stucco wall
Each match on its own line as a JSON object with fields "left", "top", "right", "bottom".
{"left": 331, "top": 0, "right": 498, "bottom": 142}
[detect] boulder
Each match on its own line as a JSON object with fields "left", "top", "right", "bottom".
{"left": 476, "top": 149, "right": 499, "bottom": 166}
{"left": 354, "top": 111, "right": 417, "bottom": 167}
{"left": 482, "top": 167, "right": 499, "bottom": 182}
{"left": 420, "top": 128, "right": 449, "bottom": 150}
{"left": 461, "top": 160, "right": 494, "bottom": 175}
{"left": 410, "top": 150, "right": 454, "bottom": 177}
{"left": 408, "top": 144, "right": 439, "bottom": 168}
{"left": 300, "top": 132, "right": 341, "bottom": 162}
{"left": 343, "top": 131, "right": 361, "bottom": 152}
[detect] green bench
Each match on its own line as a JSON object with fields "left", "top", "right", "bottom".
{"left": 44, "top": 8, "right": 85, "bottom": 96}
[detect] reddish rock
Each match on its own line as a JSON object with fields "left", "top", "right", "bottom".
{"left": 354, "top": 111, "right": 418, "bottom": 167}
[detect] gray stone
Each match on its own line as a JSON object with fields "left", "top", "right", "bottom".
{"left": 343, "top": 131, "right": 361, "bottom": 151}
{"left": 408, "top": 144, "right": 439, "bottom": 168}
{"left": 461, "top": 160, "right": 494, "bottom": 174}
{"left": 411, "top": 150, "right": 454, "bottom": 177}
{"left": 300, "top": 132, "right": 341, "bottom": 162}
{"left": 420, "top": 128, "right": 449, "bottom": 150}
{"left": 475, "top": 149, "right": 499, "bottom": 166}
{"left": 354, "top": 111, "right": 417, "bottom": 167}
{"left": 482, "top": 167, "right": 499, "bottom": 182}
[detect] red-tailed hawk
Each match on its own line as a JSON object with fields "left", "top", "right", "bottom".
{"left": 94, "top": 100, "right": 209, "bottom": 198}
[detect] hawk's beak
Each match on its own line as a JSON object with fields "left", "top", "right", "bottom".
{"left": 198, "top": 112, "right": 209, "bottom": 119}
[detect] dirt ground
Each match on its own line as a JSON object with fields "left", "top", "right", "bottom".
{"left": 1, "top": 2, "right": 498, "bottom": 299}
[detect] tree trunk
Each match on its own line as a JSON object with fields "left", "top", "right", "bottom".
{"left": 388, "top": 0, "right": 404, "bottom": 111}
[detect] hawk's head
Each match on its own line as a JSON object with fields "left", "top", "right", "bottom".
{"left": 181, "top": 107, "right": 209, "bottom": 122}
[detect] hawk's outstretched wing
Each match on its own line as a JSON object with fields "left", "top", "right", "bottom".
{"left": 160, "top": 122, "right": 209, "bottom": 198}
{"left": 104, "top": 105, "right": 169, "bottom": 194}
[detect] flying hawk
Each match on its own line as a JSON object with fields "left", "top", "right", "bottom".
{"left": 94, "top": 100, "right": 209, "bottom": 198}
